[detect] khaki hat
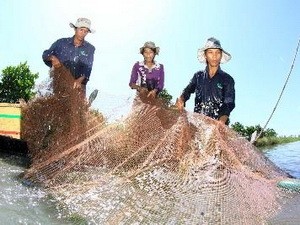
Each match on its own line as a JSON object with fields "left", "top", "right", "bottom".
{"left": 140, "top": 41, "right": 160, "bottom": 55}
{"left": 197, "top": 37, "right": 231, "bottom": 63}
{"left": 69, "top": 18, "right": 95, "bottom": 33}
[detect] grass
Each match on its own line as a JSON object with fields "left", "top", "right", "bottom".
{"left": 255, "top": 135, "right": 300, "bottom": 147}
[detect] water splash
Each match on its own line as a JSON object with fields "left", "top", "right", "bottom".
{"left": 20, "top": 66, "right": 297, "bottom": 224}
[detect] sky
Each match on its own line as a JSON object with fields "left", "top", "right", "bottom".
{"left": 0, "top": 0, "right": 299, "bottom": 136}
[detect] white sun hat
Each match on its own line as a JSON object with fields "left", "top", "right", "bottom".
{"left": 69, "top": 18, "right": 95, "bottom": 33}
{"left": 197, "top": 37, "right": 231, "bottom": 63}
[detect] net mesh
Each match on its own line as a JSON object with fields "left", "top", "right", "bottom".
{"left": 21, "top": 66, "right": 297, "bottom": 224}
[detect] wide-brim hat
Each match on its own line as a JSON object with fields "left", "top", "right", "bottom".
{"left": 140, "top": 41, "right": 160, "bottom": 55}
{"left": 197, "top": 37, "right": 231, "bottom": 63}
{"left": 69, "top": 18, "right": 95, "bottom": 33}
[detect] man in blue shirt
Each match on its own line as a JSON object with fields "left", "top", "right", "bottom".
{"left": 42, "top": 18, "right": 95, "bottom": 96}
{"left": 176, "top": 37, "right": 235, "bottom": 125}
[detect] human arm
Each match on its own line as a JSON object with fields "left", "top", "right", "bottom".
{"left": 218, "top": 115, "right": 229, "bottom": 124}
{"left": 48, "top": 55, "right": 61, "bottom": 68}
{"left": 175, "top": 73, "right": 197, "bottom": 111}
{"left": 129, "top": 62, "right": 146, "bottom": 92}
{"left": 147, "top": 89, "right": 158, "bottom": 98}
{"left": 175, "top": 96, "right": 185, "bottom": 112}
{"left": 147, "top": 64, "right": 164, "bottom": 98}
{"left": 129, "top": 83, "right": 148, "bottom": 94}
{"left": 129, "top": 62, "right": 139, "bottom": 88}
{"left": 74, "top": 76, "right": 86, "bottom": 89}
{"left": 218, "top": 75, "right": 235, "bottom": 122}
{"left": 80, "top": 44, "right": 95, "bottom": 84}
{"left": 42, "top": 40, "right": 61, "bottom": 68}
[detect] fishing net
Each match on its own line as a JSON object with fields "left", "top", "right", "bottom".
{"left": 21, "top": 66, "right": 299, "bottom": 224}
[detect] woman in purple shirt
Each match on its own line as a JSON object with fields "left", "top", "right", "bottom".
{"left": 129, "top": 41, "right": 165, "bottom": 98}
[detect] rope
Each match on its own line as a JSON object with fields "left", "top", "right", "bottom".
{"left": 252, "top": 38, "right": 300, "bottom": 143}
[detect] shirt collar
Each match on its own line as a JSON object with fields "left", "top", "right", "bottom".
{"left": 70, "top": 36, "right": 86, "bottom": 47}
{"left": 205, "top": 66, "right": 222, "bottom": 74}
{"left": 138, "top": 60, "right": 161, "bottom": 70}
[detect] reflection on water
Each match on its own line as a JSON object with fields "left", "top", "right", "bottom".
{"left": 0, "top": 153, "right": 71, "bottom": 225}
{"left": 263, "top": 141, "right": 300, "bottom": 178}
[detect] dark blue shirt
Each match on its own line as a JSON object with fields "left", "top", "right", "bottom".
{"left": 42, "top": 36, "right": 95, "bottom": 84}
{"left": 181, "top": 66, "right": 235, "bottom": 120}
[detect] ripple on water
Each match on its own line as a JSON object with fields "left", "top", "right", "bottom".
{"left": 264, "top": 141, "right": 300, "bottom": 178}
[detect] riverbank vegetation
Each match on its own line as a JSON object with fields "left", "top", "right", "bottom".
{"left": 255, "top": 135, "right": 300, "bottom": 147}
{"left": 230, "top": 122, "right": 300, "bottom": 147}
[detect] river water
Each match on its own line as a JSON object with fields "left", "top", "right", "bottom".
{"left": 0, "top": 153, "right": 71, "bottom": 225}
{"left": 0, "top": 141, "right": 299, "bottom": 224}
{"left": 262, "top": 140, "right": 300, "bottom": 178}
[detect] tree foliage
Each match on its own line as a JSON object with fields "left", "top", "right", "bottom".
{"left": 158, "top": 88, "right": 173, "bottom": 107}
{"left": 0, "top": 62, "right": 39, "bottom": 103}
{"left": 230, "top": 122, "right": 277, "bottom": 140}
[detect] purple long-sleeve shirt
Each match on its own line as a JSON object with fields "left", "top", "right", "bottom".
{"left": 42, "top": 36, "right": 95, "bottom": 84}
{"left": 129, "top": 61, "right": 164, "bottom": 93}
